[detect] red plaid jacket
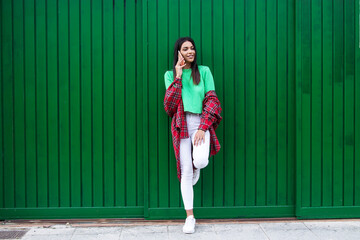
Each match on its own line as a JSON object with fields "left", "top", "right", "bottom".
{"left": 164, "top": 77, "right": 222, "bottom": 182}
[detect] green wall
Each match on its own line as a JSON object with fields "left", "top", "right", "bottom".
{"left": 296, "top": 0, "right": 360, "bottom": 219}
{"left": 0, "top": 0, "right": 144, "bottom": 219}
{"left": 0, "top": 0, "right": 359, "bottom": 220}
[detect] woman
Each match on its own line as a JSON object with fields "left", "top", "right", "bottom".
{"left": 163, "top": 37, "right": 222, "bottom": 234}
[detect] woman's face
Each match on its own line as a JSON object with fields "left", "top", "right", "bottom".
{"left": 180, "top": 41, "right": 196, "bottom": 64}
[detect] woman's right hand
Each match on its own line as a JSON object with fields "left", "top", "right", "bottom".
{"left": 175, "top": 50, "right": 186, "bottom": 78}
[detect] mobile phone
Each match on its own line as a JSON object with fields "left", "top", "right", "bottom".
{"left": 178, "top": 50, "right": 185, "bottom": 64}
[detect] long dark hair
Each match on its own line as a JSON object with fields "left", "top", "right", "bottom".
{"left": 172, "top": 37, "right": 200, "bottom": 85}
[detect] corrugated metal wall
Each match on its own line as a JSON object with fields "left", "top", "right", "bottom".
{"left": 0, "top": 0, "right": 144, "bottom": 219}
{"left": 144, "top": 0, "right": 296, "bottom": 219}
{"left": 296, "top": 0, "right": 360, "bottom": 218}
{"left": 0, "top": 0, "right": 359, "bottom": 220}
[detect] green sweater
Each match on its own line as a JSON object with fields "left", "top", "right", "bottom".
{"left": 164, "top": 65, "right": 215, "bottom": 114}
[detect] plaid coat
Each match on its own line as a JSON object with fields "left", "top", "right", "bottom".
{"left": 164, "top": 77, "right": 222, "bottom": 182}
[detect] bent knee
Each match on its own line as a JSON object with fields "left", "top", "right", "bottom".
{"left": 193, "top": 157, "right": 209, "bottom": 169}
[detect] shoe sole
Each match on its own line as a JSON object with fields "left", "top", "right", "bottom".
{"left": 183, "top": 229, "right": 195, "bottom": 234}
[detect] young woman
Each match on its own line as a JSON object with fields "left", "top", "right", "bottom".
{"left": 163, "top": 37, "right": 222, "bottom": 234}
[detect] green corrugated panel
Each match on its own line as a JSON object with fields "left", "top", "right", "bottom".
{"left": 0, "top": 0, "right": 3, "bottom": 212}
{"left": 3, "top": 0, "right": 15, "bottom": 210}
{"left": 0, "top": 0, "right": 144, "bottom": 219}
{"left": 356, "top": 0, "right": 360, "bottom": 208}
{"left": 296, "top": 0, "right": 360, "bottom": 219}
{"left": 145, "top": 0, "right": 296, "bottom": 219}
{"left": 13, "top": 0, "right": 26, "bottom": 210}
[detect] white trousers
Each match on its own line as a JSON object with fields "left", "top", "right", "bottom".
{"left": 180, "top": 112, "right": 210, "bottom": 210}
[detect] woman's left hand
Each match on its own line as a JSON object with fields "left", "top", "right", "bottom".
{"left": 194, "top": 130, "right": 206, "bottom": 146}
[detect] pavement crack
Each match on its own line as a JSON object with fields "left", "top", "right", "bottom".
{"left": 303, "top": 222, "right": 323, "bottom": 240}
{"left": 259, "top": 223, "right": 271, "bottom": 240}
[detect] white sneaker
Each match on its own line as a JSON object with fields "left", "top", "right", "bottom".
{"left": 193, "top": 168, "right": 200, "bottom": 185}
{"left": 183, "top": 215, "right": 196, "bottom": 234}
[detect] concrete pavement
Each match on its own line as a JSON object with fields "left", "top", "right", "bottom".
{"left": 1, "top": 218, "right": 360, "bottom": 240}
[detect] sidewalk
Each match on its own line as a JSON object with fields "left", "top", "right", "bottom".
{"left": 1, "top": 218, "right": 360, "bottom": 240}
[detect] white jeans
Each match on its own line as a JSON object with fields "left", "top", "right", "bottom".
{"left": 180, "top": 112, "right": 210, "bottom": 210}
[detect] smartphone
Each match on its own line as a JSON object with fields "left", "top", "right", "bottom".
{"left": 178, "top": 50, "right": 185, "bottom": 65}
